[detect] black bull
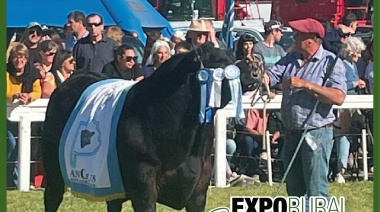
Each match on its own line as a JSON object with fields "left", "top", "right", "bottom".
{"left": 42, "top": 42, "right": 258, "bottom": 212}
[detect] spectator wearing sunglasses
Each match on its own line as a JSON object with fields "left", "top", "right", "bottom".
{"left": 19, "top": 22, "right": 43, "bottom": 64}
{"left": 73, "top": 13, "right": 118, "bottom": 73}
{"left": 185, "top": 19, "right": 210, "bottom": 48}
{"left": 40, "top": 28, "right": 65, "bottom": 51}
{"left": 142, "top": 39, "right": 171, "bottom": 78}
{"left": 34, "top": 40, "right": 60, "bottom": 80}
{"left": 41, "top": 50, "right": 76, "bottom": 98}
{"left": 321, "top": 13, "right": 357, "bottom": 55}
{"left": 102, "top": 44, "right": 144, "bottom": 81}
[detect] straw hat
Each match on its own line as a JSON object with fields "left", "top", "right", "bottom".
{"left": 188, "top": 19, "right": 210, "bottom": 32}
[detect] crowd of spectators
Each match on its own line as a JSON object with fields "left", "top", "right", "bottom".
{"left": 6, "top": 10, "right": 373, "bottom": 189}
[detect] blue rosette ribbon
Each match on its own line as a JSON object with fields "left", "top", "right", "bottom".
{"left": 197, "top": 68, "right": 212, "bottom": 124}
{"left": 224, "top": 65, "right": 245, "bottom": 120}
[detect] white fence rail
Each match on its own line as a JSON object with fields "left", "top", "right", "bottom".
{"left": 7, "top": 95, "right": 373, "bottom": 191}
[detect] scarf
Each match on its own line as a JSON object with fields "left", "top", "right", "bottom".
{"left": 7, "top": 62, "right": 41, "bottom": 93}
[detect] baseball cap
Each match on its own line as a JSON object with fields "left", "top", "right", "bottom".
{"left": 288, "top": 18, "right": 325, "bottom": 38}
{"left": 264, "top": 20, "right": 284, "bottom": 32}
{"left": 27, "top": 22, "right": 42, "bottom": 30}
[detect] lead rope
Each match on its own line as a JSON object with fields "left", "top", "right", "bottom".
{"left": 246, "top": 54, "right": 273, "bottom": 151}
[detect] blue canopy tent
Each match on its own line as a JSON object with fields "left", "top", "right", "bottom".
{"left": 101, "top": 0, "right": 174, "bottom": 44}
{"left": 6, "top": 0, "right": 116, "bottom": 27}
{"left": 7, "top": 0, "right": 174, "bottom": 44}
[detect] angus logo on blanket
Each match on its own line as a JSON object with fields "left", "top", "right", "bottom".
{"left": 81, "top": 130, "right": 95, "bottom": 148}
{"left": 70, "top": 168, "right": 97, "bottom": 185}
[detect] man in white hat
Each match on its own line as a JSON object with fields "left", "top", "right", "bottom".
{"left": 186, "top": 19, "right": 210, "bottom": 48}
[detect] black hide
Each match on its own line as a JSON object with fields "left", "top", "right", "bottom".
{"left": 42, "top": 42, "right": 253, "bottom": 212}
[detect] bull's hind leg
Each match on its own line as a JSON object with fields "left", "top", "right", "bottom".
{"left": 106, "top": 198, "right": 127, "bottom": 212}
{"left": 43, "top": 144, "right": 65, "bottom": 212}
{"left": 128, "top": 164, "right": 158, "bottom": 212}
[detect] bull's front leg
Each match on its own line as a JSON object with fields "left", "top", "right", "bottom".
{"left": 185, "top": 158, "right": 213, "bottom": 212}
{"left": 129, "top": 163, "right": 158, "bottom": 212}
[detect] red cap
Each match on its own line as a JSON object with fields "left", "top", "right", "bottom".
{"left": 288, "top": 18, "right": 325, "bottom": 38}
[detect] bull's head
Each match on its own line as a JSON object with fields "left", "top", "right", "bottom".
{"left": 180, "top": 42, "right": 254, "bottom": 123}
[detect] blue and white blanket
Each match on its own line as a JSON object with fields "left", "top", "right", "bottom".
{"left": 59, "top": 79, "right": 136, "bottom": 201}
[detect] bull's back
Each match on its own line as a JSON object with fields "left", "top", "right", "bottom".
{"left": 43, "top": 72, "right": 107, "bottom": 140}
{"left": 42, "top": 72, "right": 108, "bottom": 170}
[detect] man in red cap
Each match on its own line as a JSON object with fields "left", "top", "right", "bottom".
{"left": 263, "top": 18, "right": 347, "bottom": 204}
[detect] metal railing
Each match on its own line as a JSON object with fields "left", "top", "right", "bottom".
{"left": 213, "top": 94, "right": 373, "bottom": 187}
{"left": 7, "top": 95, "right": 373, "bottom": 191}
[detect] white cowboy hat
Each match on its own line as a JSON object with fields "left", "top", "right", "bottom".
{"left": 188, "top": 19, "right": 210, "bottom": 32}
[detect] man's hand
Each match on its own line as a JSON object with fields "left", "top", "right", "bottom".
{"left": 356, "top": 79, "right": 366, "bottom": 89}
{"left": 19, "top": 93, "right": 31, "bottom": 105}
{"left": 271, "top": 131, "right": 281, "bottom": 144}
{"left": 289, "top": 76, "right": 307, "bottom": 88}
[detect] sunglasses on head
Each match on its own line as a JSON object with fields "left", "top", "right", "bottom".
{"left": 87, "top": 22, "right": 103, "bottom": 27}
{"left": 123, "top": 56, "right": 138, "bottom": 62}
{"left": 29, "top": 30, "right": 41, "bottom": 36}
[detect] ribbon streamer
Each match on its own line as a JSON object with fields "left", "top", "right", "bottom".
{"left": 225, "top": 65, "right": 245, "bottom": 120}
{"left": 197, "top": 69, "right": 211, "bottom": 123}
{"left": 209, "top": 68, "right": 225, "bottom": 108}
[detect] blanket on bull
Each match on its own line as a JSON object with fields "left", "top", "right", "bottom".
{"left": 59, "top": 79, "right": 136, "bottom": 201}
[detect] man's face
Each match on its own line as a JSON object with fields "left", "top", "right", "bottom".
{"left": 189, "top": 31, "right": 209, "bottom": 46}
{"left": 27, "top": 26, "right": 41, "bottom": 44}
{"left": 86, "top": 16, "right": 104, "bottom": 38}
{"left": 350, "top": 21, "right": 358, "bottom": 32}
{"left": 272, "top": 28, "right": 283, "bottom": 42}
{"left": 293, "top": 31, "right": 314, "bottom": 51}
{"left": 67, "top": 18, "right": 82, "bottom": 33}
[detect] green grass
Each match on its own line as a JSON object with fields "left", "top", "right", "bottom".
{"left": 7, "top": 181, "right": 373, "bottom": 212}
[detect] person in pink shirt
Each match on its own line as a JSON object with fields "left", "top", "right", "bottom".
{"left": 236, "top": 109, "right": 268, "bottom": 177}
